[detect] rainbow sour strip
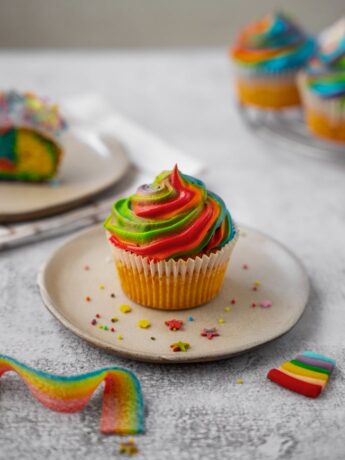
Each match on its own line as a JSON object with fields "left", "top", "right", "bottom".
{"left": 267, "top": 351, "right": 336, "bottom": 398}
{"left": 0, "top": 355, "right": 144, "bottom": 434}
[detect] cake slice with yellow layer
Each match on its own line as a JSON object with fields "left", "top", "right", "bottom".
{"left": 0, "top": 91, "right": 67, "bottom": 182}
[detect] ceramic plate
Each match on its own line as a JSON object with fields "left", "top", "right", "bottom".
{"left": 0, "top": 130, "right": 129, "bottom": 222}
{"left": 38, "top": 225, "right": 309, "bottom": 363}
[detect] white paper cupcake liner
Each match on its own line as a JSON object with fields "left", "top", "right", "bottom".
{"left": 106, "top": 230, "right": 239, "bottom": 310}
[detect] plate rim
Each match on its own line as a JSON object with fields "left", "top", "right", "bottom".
{"left": 37, "top": 224, "right": 310, "bottom": 364}
{"left": 0, "top": 133, "right": 130, "bottom": 223}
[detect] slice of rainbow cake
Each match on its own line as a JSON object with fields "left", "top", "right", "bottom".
{"left": 0, "top": 91, "right": 67, "bottom": 182}
{"left": 267, "top": 351, "right": 336, "bottom": 398}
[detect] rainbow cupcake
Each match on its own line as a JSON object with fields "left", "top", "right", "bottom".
{"left": 0, "top": 91, "right": 67, "bottom": 182}
{"left": 298, "top": 19, "right": 345, "bottom": 142}
{"left": 104, "top": 166, "right": 238, "bottom": 310}
{"left": 230, "top": 12, "right": 316, "bottom": 109}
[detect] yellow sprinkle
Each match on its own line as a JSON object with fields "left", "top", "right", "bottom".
{"left": 224, "top": 307, "right": 231, "bottom": 312}
{"left": 254, "top": 280, "right": 261, "bottom": 287}
{"left": 236, "top": 378, "right": 244, "bottom": 384}
{"left": 118, "top": 335, "right": 123, "bottom": 340}
{"left": 218, "top": 318, "right": 225, "bottom": 324}
{"left": 111, "top": 316, "right": 118, "bottom": 323}
{"left": 138, "top": 320, "right": 151, "bottom": 329}
{"left": 120, "top": 304, "right": 132, "bottom": 313}
{"left": 98, "top": 325, "right": 103, "bottom": 329}
{"left": 99, "top": 284, "right": 105, "bottom": 289}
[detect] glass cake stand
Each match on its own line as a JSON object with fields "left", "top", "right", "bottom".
{"left": 238, "top": 104, "right": 345, "bottom": 163}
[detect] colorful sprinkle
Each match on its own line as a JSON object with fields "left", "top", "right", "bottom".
{"left": 200, "top": 327, "right": 219, "bottom": 340}
{"left": 150, "top": 337, "right": 156, "bottom": 341}
{"left": 118, "top": 335, "right": 124, "bottom": 341}
{"left": 251, "top": 303, "right": 256, "bottom": 308}
{"left": 242, "top": 264, "right": 248, "bottom": 270}
{"left": 236, "top": 379, "right": 244, "bottom": 384}
{"left": 231, "top": 299, "right": 236, "bottom": 305}
{"left": 111, "top": 293, "right": 116, "bottom": 298}
{"left": 91, "top": 319, "right": 97, "bottom": 326}
{"left": 84, "top": 265, "right": 90, "bottom": 271}
{"left": 85, "top": 296, "right": 91, "bottom": 302}
{"left": 224, "top": 306, "right": 231, "bottom": 312}
{"left": 111, "top": 317, "right": 118, "bottom": 323}
{"left": 170, "top": 341, "right": 190, "bottom": 352}
{"left": 188, "top": 316, "right": 194, "bottom": 321}
{"left": 260, "top": 299, "right": 272, "bottom": 309}
{"left": 267, "top": 351, "right": 336, "bottom": 398}
{"left": 0, "top": 354, "right": 144, "bottom": 435}
{"left": 119, "top": 439, "right": 139, "bottom": 455}
{"left": 111, "top": 328, "right": 115, "bottom": 333}
{"left": 137, "top": 320, "right": 151, "bottom": 329}
{"left": 218, "top": 318, "right": 225, "bottom": 325}
{"left": 96, "top": 314, "right": 101, "bottom": 319}
{"left": 99, "top": 284, "right": 105, "bottom": 290}
{"left": 165, "top": 319, "right": 183, "bottom": 331}
{"left": 120, "top": 304, "right": 132, "bottom": 313}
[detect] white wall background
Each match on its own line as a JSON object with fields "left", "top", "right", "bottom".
{"left": 0, "top": 0, "right": 343, "bottom": 48}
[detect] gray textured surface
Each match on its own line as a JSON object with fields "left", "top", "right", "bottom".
{"left": 0, "top": 50, "right": 345, "bottom": 460}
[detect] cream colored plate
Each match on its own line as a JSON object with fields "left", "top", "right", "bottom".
{"left": 38, "top": 225, "right": 309, "bottom": 363}
{"left": 0, "top": 130, "right": 129, "bottom": 222}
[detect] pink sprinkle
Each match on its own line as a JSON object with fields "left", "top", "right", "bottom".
{"left": 96, "top": 313, "right": 101, "bottom": 319}
{"left": 91, "top": 319, "right": 97, "bottom": 325}
{"left": 242, "top": 264, "right": 249, "bottom": 270}
{"left": 111, "top": 328, "right": 115, "bottom": 332}
{"left": 84, "top": 265, "right": 90, "bottom": 271}
{"left": 251, "top": 303, "right": 256, "bottom": 308}
{"left": 231, "top": 299, "right": 236, "bottom": 305}
{"left": 252, "top": 287, "right": 257, "bottom": 291}
{"left": 260, "top": 299, "right": 272, "bottom": 309}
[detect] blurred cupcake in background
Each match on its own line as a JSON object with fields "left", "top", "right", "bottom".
{"left": 0, "top": 90, "right": 67, "bottom": 182}
{"left": 298, "top": 18, "right": 345, "bottom": 142}
{"left": 230, "top": 12, "right": 316, "bottom": 110}
{"left": 104, "top": 165, "right": 238, "bottom": 310}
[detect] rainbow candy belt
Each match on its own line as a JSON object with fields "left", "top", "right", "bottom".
{"left": 267, "top": 351, "right": 336, "bottom": 398}
{"left": 0, "top": 355, "right": 144, "bottom": 434}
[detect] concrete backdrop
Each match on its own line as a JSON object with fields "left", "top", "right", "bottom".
{"left": 0, "top": 0, "right": 343, "bottom": 48}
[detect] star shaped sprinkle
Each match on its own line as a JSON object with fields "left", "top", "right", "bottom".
{"left": 119, "top": 439, "right": 138, "bottom": 455}
{"left": 120, "top": 304, "right": 132, "bottom": 313}
{"left": 165, "top": 319, "right": 183, "bottom": 331}
{"left": 137, "top": 319, "right": 150, "bottom": 329}
{"left": 200, "top": 327, "right": 220, "bottom": 340}
{"left": 170, "top": 341, "right": 190, "bottom": 352}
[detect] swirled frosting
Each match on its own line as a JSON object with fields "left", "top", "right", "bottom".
{"left": 231, "top": 13, "right": 316, "bottom": 73}
{"left": 304, "top": 19, "right": 345, "bottom": 99}
{"left": 104, "top": 166, "right": 237, "bottom": 261}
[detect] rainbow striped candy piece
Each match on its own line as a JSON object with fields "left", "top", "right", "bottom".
{"left": 267, "top": 351, "right": 336, "bottom": 398}
{"left": 0, "top": 355, "right": 144, "bottom": 434}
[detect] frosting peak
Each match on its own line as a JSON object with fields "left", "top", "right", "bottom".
{"left": 105, "top": 166, "right": 237, "bottom": 261}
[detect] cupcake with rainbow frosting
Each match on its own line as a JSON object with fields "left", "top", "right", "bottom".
{"left": 230, "top": 12, "right": 316, "bottom": 109}
{"left": 104, "top": 165, "right": 238, "bottom": 310}
{"left": 298, "top": 18, "right": 345, "bottom": 142}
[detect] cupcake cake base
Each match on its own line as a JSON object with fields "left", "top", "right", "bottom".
{"left": 236, "top": 75, "right": 301, "bottom": 110}
{"left": 111, "top": 240, "right": 237, "bottom": 310}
